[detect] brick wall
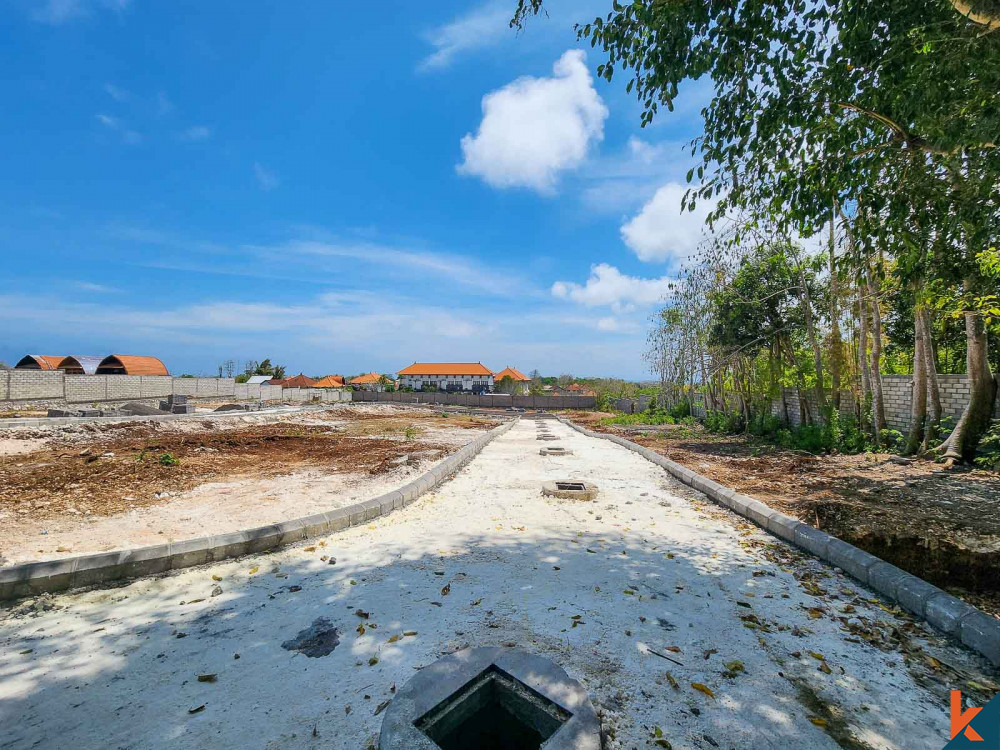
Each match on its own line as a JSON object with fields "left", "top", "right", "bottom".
{"left": 0, "top": 374, "right": 286, "bottom": 406}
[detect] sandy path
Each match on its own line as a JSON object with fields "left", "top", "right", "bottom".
{"left": 0, "top": 419, "right": 993, "bottom": 749}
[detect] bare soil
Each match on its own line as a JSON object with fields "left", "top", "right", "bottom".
{"left": 0, "top": 406, "right": 498, "bottom": 564}
{"left": 566, "top": 411, "right": 1000, "bottom": 618}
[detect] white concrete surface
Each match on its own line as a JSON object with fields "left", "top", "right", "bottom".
{"left": 0, "top": 419, "right": 990, "bottom": 749}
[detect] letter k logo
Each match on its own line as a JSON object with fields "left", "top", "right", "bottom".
{"left": 953, "top": 691, "right": 984, "bottom": 741}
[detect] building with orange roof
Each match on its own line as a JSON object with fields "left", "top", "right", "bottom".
{"left": 313, "top": 374, "right": 346, "bottom": 388}
{"left": 396, "top": 362, "right": 494, "bottom": 393}
{"left": 275, "top": 373, "right": 317, "bottom": 388}
{"left": 349, "top": 372, "right": 393, "bottom": 392}
{"left": 95, "top": 355, "right": 169, "bottom": 376}
{"left": 15, "top": 355, "right": 66, "bottom": 371}
{"left": 493, "top": 366, "right": 531, "bottom": 395}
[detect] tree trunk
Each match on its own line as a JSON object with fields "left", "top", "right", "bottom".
{"left": 906, "top": 307, "right": 928, "bottom": 455}
{"left": 796, "top": 261, "right": 827, "bottom": 414}
{"left": 919, "top": 306, "right": 942, "bottom": 452}
{"left": 937, "top": 310, "right": 998, "bottom": 463}
{"left": 864, "top": 262, "right": 887, "bottom": 439}
{"left": 829, "top": 211, "right": 842, "bottom": 410}
{"left": 857, "top": 288, "right": 873, "bottom": 433}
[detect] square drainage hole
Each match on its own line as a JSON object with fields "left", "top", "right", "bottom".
{"left": 415, "top": 664, "right": 570, "bottom": 750}
{"left": 555, "top": 482, "right": 586, "bottom": 492}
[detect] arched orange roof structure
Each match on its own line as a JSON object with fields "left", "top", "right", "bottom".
{"left": 15, "top": 355, "right": 65, "bottom": 371}
{"left": 95, "top": 355, "right": 169, "bottom": 376}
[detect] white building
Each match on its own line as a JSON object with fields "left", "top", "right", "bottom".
{"left": 396, "top": 363, "right": 494, "bottom": 393}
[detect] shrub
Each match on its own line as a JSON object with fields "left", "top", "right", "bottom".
{"left": 974, "top": 422, "right": 1000, "bottom": 471}
{"left": 158, "top": 452, "right": 179, "bottom": 467}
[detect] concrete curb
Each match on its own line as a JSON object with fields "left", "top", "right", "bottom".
{"left": 558, "top": 418, "right": 1000, "bottom": 666}
{"left": 0, "top": 418, "right": 518, "bottom": 602}
{"left": 0, "top": 403, "right": 323, "bottom": 429}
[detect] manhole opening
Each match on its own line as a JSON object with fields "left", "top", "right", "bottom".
{"left": 555, "top": 482, "right": 586, "bottom": 491}
{"left": 415, "top": 664, "right": 570, "bottom": 750}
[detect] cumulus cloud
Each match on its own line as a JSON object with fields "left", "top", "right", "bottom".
{"left": 551, "top": 263, "right": 672, "bottom": 313}
{"left": 419, "top": 2, "right": 511, "bottom": 71}
{"left": 254, "top": 162, "right": 279, "bottom": 191}
{"left": 620, "top": 182, "right": 716, "bottom": 265}
{"left": 457, "top": 50, "right": 608, "bottom": 193}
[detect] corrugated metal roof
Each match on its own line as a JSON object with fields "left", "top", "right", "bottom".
{"left": 58, "top": 355, "right": 104, "bottom": 375}
{"left": 397, "top": 362, "right": 494, "bottom": 376}
{"left": 494, "top": 366, "right": 530, "bottom": 382}
{"left": 245, "top": 375, "right": 271, "bottom": 384}
{"left": 15, "top": 355, "right": 65, "bottom": 371}
{"left": 96, "top": 355, "right": 169, "bottom": 376}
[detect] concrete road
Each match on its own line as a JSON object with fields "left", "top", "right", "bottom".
{"left": 1, "top": 419, "right": 994, "bottom": 749}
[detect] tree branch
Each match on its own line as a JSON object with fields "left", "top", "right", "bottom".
{"left": 835, "top": 102, "right": 996, "bottom": 155}
{"left": 950, "top": 0, "right": 1000, "bottom": 31}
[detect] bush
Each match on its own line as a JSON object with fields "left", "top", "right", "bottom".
{"left": 704, "top": 410, "right": 744, "bottom": 434}
{"left": 669, "top": 400, "right": 691, "bottom": 420}
{"left": 600, "top": 413, "right": 676, "bottom": 427}
{"left": 158, "top": 452, "right": 179, "bottom": 467}
{"left": 974, "top": 422, "right": 1000, "bottom": 471}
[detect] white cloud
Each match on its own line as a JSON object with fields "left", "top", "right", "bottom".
{"left": 419, "top": 2, "right": 511, "bottom": 71}
{"left": 254, "top": 162, "right": 279, "bottom": 191}
{"left": 95, "top": 113, "right": 118, "bottom": 129}
{"left": 72, "top": 281, "right": 118, "bottom": 293}
{"left": 180, "top": 125, "right": 211, "bottom": 141}
{"left": 620, "top": 182, "right": 715, "bottom": 265}
{"left": 551, "top": 263, "right": 672, "bottom": 313}
{"left": 32, "top": 0, "right": 129, "bottom": 24}
{"left": 95, "top": 113, "right": 141, "bottom": 144}
{"left": 104, "top": 82, "right": 129, "bottom": 101}
{"left": 457, "top": 50, "right": 608, "bottom": 193}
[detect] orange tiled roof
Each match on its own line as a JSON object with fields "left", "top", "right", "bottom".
{"left": 313, "top": 374, "right": 346, "bottom": 388}
{"left": 494, "top": 366, "right": 530, "bottom": 382}
{"left": 397, "top": 362, "right": 493, "bottom": 376}
{"left": 349, "top": 372, "right": 385, "bottom": 385}
{"left": 279, "top": 373, "right": 317, "bottom": 388}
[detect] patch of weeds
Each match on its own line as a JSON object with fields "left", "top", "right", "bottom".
{"left": 158, "top": 452, "right": 180, "bottom": 467}
{"left": 404, "top": 426, "right": 419, "bottom": 441}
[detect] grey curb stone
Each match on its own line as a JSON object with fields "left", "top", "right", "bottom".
{"left": 119, "top": 544, "right": 172, "bottom": 577}
{"left": 961, "top": 612, "right": 1000, "bottom": 665}
{"left": 245, "top": 525, "right": 281, "bottom": 554}
{"left": 73, "top": 551, "right": 123, "bottom": 588}
{"left": 277, "top": 518, "right": 309, "bottom": 544}
{"left": 300, "top": 513, "right": 329, "bottom": 538}
{"left": 793, "top": 524, "right": 833, "bottom": 558}
{"left": 169, "top": 537, "right": 213, "bottom": 569}
{"left": 326, "top": 507, "right": 351, "bottom": 532}
{"left": 558, "top": 416, "right": 1000, "bottom": 666}
{"left": 895, "top": 574, "right": 946, "bottom": 617}
{"left": 826, "top": 539, "right": 880, "bottom": 583}
{"left": 27, "top": 558, "right": 77, "bottom": 595}
{"left": 211, "top": 531, "right": 249, "bottom": 560}
{"left": 766, "top": 513, "right": 804, "bottom": 542}
{"left": 925, "top": 593, "right": 978, "bottom": 636}
{"left": 867, "top": 562, "right": 909, "bottom": 599}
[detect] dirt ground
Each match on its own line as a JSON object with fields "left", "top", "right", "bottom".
{"left": 565, "top": 411, "right": 1000, "bottom": 619}
{"left": 0, "top": 405, "right": 498, "bottom": 565}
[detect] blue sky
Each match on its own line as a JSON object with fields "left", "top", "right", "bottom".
{"left": 0, "top": 0, "right": 712, "bottom": 379}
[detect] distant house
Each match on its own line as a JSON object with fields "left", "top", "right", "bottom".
{"left": 313, "top": 374, "right": 347, "bottom": 388}
{"left": 559, "top": 383, "right": 597, "bottom": 397}
{"left": 15, "top": 355, "right": 65, "bottom": 371}
{"left": 493, "top": 366, "right": 531, "bottom": 395}
{"left": 276, "top": 373, "right": 317, "bottom": 388}
{"left": 245, "top": 375, "right": 271, "bottom": 385}
{"left": 396, "top": 363, "right": 494, "bottom": 394}
{"left": 349, "top": 372, "right": 392, "bottom": 392}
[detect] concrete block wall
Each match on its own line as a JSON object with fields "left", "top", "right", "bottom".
{"left": 344, "top": 391, "right": 593, "bottom": 409}
{"left": 6, "top": 371, "right": 64, "bottom": 401}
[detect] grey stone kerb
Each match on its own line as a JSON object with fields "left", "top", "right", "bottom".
{"left": 557, "top": 417, "right": 1000, "bottom": 667}
{"left": 0, "top": 418, "right": 518, "bottom": 602}
{"left": 379, "top": 647, "right": 601, "bottom": 750}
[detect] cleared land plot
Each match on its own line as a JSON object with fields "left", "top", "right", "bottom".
{"left": 566, "top": 411, "right": 1000, "bottom": 618}
{"left": 0, "top": 405, "right": 496, "bottom": 565}
{"left": 0, "top": 419, "right": 996, "bottom": 749}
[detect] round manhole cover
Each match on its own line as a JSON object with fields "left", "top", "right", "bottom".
{"left": 541, "top": 480, "right": 598, "bottom": 501}
{"left": 379, "top": 647, "right": 600, "bottom": 750}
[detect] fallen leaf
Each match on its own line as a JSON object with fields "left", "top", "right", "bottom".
{"left": 808, "top": 717, "right": 828, "bottom": 727}
{"left": 666, "top": 646, "right": 682, "bottom": 653}
{"left": 819, "top": 661, "right": 832, "bottom": 674}
{"left": 369, "top": 656, "right": 379, "bottom": 666}
{"left": 623, "top": 589, "right": 635, "bottom": 596}
{"left": 197, "top": 674, "right": 217, "bottom": 683}
{"left": 304, "top": 546, "right": 316, "bottom": 552}
{"left": 248, "top": 566, "right": 259, "bottom": 575}
{"left": 188, "top": 704, "right": 206, "bottom": 714}
{"left": 471, "top": 599, "right": 482, "bottom": 606}
{"left": 441, "top": 584, "right": 451, "bottom": 596}
{"left": 403, "top": 631, "right": 418, "bottom": 637}
{"left": 211, "top": 575, "right": 223, "bottom": 582}
{"left": 355, "top": 609, "right": 370, "bottom": 619}
{"left": 809, "top": 652, "right": 825, "bottom": 661}
{"left": 723, "top": 660, "right": 744, "bottom": 673}
{"left": 665, "top": 672, "right": 679, "bottom": 690}
{"left": 691, "top": 683, "right": 715, "bottom": 699}
{"left": 388, "top": 635, "right": 400, "bottom": 643}
{"left": 374, "top": 699, "right": 390, "bottom": 716}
